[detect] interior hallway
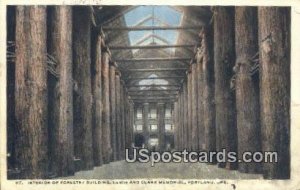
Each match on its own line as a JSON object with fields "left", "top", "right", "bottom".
{"left": 6, "top": 5, "right": 290, "bottom": 180}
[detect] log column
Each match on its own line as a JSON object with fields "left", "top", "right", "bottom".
{"left": 258, "top": 7, "right": 290, "bottom": 179}
{"left": 179, "top": 88, "right": 185, "bottom": 151}
{"left": 196, "top": 49, "right": 205, "bottom": 151}
{"left": 143, "top": 102, "right": 150, "bottom": 148}
{"left": 115, "top": 71, "right": 122, "bottom": 160}
{"left": 200, "top": 26, "right": 216, "bottom": 156}
{"left": 235, "top": 7, "right": 261, "bottom": 173}
{"left": 213, "top": 7, "right": 237, "bottom": 169}
{"left": 109, "top": 62, "right": 117, "bottom": 161}
{"left": 174, "top": 102, "right": 179, "bottom": 150}
{"left": 187, "top": 68, "right": 193, "bottom": 151}
{"left": 101, "top": 48, "right": 112, "bottom": 164}
{"left": 73, "top": 7, "right": 93, "bottom": 170}
{"left": 129, "top": 101, "right": 135, "bottom": 150}
{"left": 48, "top": 6, "right": 74, "bottom": 176}
{"left": 91, "top": 33, "right": 103, "bottom": 166}
{"left": 121, "top": 83, "right": 127, "bottom": 159}
{"left": 191, "top": 62, "right": 199, "bottom": 151}
{"left": 183, "top": 80, "right": 188, "bottom": 150}
{"left": 15, "top": 6, "right": 48, "bottom": 179}
{"left": 158, "top": 103, "right": 166, "bottom": 151}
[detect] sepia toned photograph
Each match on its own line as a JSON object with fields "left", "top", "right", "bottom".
{"left": 1, "top": 1, "right": 299, "bottom": 190}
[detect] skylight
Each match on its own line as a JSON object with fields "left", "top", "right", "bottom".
{"left": 124, "top": 6, "right": 182, "bottom": 54}
{"left": 139, "top": 74, "right": 169, "bottom": 89}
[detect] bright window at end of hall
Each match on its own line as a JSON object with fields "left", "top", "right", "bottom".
{"left": 165, "top": 124, "right": 173, "bottom": 131}
{"left": 135, "top": 124, "right": 143, "bottom": 131}
{"left": 165, "top": 108, "right": 172, "bottom": 118}
{"left": 149, "top": 108, "right": 157, "bottom": 119}
{"left": 150, "top": 124, "right": 157, "bottom": 131}
{"left": 124, "top": 6, "right": 182, "bottom": 54}
{"left": 136, "top": 108, "right": 143, "bottom": 119}
{"left": 148, "top": 138, "right": 159, "bottom": 146}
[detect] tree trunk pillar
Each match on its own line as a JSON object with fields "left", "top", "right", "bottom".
{"left": 91, "top": 33, "right": 103, "bottom": 166}
{"left": 109, "top": 63, "right": 117, "bottom": 161}
{"left": 143, "top": 102, "right": 150, "bottom": 148}
{"left": 235, "top": 7, "right": 261, "bottom": 173}
{"left": 47, "top": 6, "right": 74, "bottom": 176}
{"left": 213, "top": 6, "right": 237, "bottom": 169}
{"left": 15, "top": 6, "right": 48, "bottom": 179}
{"left": 115, "top": 71, "right": 122, "bottom": 160}
{"left": 158, "top": 103, "right": 166, "bottom": 151}
{"left": 101, "top": 48, "right": 112, "bottom": 164}
{"left": 258, "top": 7, "right": 290, "bottom": 179}
{"left": 191, "top": 62, "right": 199, "bottom": 151}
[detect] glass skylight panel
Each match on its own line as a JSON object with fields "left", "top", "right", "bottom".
{"left": 124, "top": 6, "right": 183, "bottom": 54}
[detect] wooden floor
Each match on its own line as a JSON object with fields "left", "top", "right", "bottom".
{"left": 61, "top": 161, "right": 263, "bottom": 179}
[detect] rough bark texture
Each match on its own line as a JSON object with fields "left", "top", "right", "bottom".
{"left": 14, "top": 6, "right": 48, "bottom": 179}
{"left": 191, "top": 63, "right": 199, "bottom": 151}
{"left": 73, "top": 6, "right": 93, "bottom": 170}
{"left": 183, "top": 81, "right": 188, "bottom": 150}
{"left": 196, "top": 55, "right": 205, "bottom": 151}
{"left": 158, "top": 103, "right": 166, "bottom": 151}
{"left": 101, "top": 50, "right": 112, "bottom": 163}
{"left": 173, "top": 102, "right": 178, "bottom": 150}
{"left": 115, "top": 73, "right": 122, "bottom": 160}
{"left": 213, "top": 6, "right": 237, "bottom": 169}
{"left": 109, "top": 64, "right": 117, "bottom": 161}
{"left": 235, "top": 7, "right": 261, "bottom": 173}
{"left": 187, "top": 70, "right": 193, "bottom": 151}
{"left": 258, "top": 7, "right": 290, "bottom": 179}
{"left": 91, "top": 34, "right": 103, "bottom": 166}
{"left": 47, "top": 6, "right": 74, "bottom": 177}
{"left": 120, "top": 84, "right": 126, "bottom": 159}
{"left": 200, "top": 26, "right": 216, "bottom": 160}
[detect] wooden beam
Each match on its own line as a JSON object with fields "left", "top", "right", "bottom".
{"left": 115, "top": 57, "right": 191, "bottom": 63}
{"left": 122, "top": 68, "right": 188, "bottom": 72}
{"left": 109, "top": 44, "right": 196, "bottom": 50}
{"left": 102, "top": 26, "right": 203, "bottom": 31}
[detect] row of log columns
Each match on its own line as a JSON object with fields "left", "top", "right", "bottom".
{"left": 14, "top": 6, "right": 48, "bottom": 179}
{"left": 158, "top": 103, "right": 165, "bottom": 151}
{"left": 258, "top": 7, "right": 290, "bottom": 179}
{"left": 213, "top": 7, "right": 238, "bottom": 169}
{"left": 101, "top": 48, "right": 112, "bottom": 164}
{"left": 234, "top": 7, "right": 261, "bottom": 173}
{"left": 48, "top": 6, "right": 74, "bottom": 176}
{"left": 11, "top": 5, "right": 135, "bottom": 179}
{"left": 109, "top": 62, "right": 117, "bottom": 161}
